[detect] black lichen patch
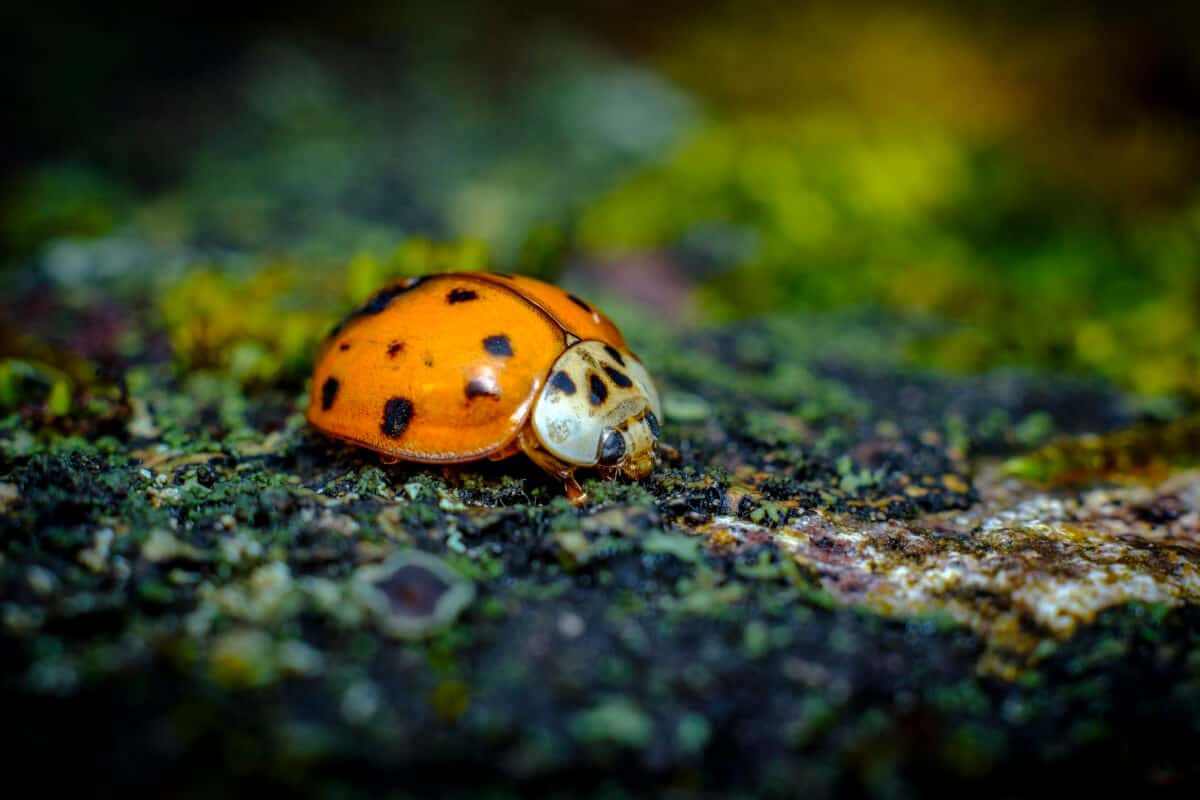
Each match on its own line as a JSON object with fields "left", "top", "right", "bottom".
{"left": 603, "top": 344, "right": 626, "bottom": 366}
{"left": 465, "top": 378, "right": 500, "bottom": 400}
{"left": 588, "top": 373, "right": 608, "bottom": 405}
{"left": 447, "top": 287, "right": 479, "bottom": 304}
{"left": 550, "top": 370, "right": 577, "bottom": 395}
{"left": 381, "top": 397, "right": 414, "bottom": 438}
{"left": 320, "top": 377, "right": 340, "bottom": 411}
{"left": 483, "top": 335, "right": 513, "bottom": 357}
{"left": 603, "top": 365, "right": 633, "bottom": 388}
{"left": 387, "top": 340, "right": 405, "bottom": 358}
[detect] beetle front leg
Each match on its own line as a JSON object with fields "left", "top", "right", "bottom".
{"left": 518, "top": 428, "right": 588, "bottom": 505}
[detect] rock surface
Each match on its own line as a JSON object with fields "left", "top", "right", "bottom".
{"left": 2, "top": 302, "right": 1198, "bottom": 798}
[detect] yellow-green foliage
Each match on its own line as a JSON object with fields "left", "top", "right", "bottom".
{"left": 0, "top": 359, "right": 74, "bottom": 415}
{"left": 159, "top": 238, "right": 496, "bottom": 386}
{"left": 578, "top": 113, "right": 1200, "bottom": 398}
{"left": 572, "top": 2, "right": 1200, "bottom": 399}
{"left": 1, "top": 164, "right": 130, "bottom": 257}
{"left": 579, "top": 115, "right": 973, "bottom": 315}
{"left": 343, "top": 238, "right": 491, "bottom": 304}
{"left": 1003, "top": 415, "right": 1200, "bottom": 484}
{"left": 161, "top": 267, "right": 331, "bottom": 386}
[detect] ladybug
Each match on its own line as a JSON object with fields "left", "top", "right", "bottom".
{"left": 307, "top": 272, "right": 663, "bottom": 503}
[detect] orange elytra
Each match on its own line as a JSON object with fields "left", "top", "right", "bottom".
{"left": 306, "top": 272, "right": 662, "bottom": 503}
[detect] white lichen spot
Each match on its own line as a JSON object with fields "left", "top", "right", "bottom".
{"left": 0, "top": 482, "right": 20, "bottom": 513}
{"left": 703, "top": 465, "right": 1200, "bottom": 676}
{"left": 210, "top": 629, "right": 276, "bottom": 689}
{"left": 315, "top": 510, "right": 359, "bottom": 536}
{"left": 557, "top": 610, "right": 586, "bottom": 639}
{"left": 278, "top": 639, "right": 325, "bottom": 677}
{"left": 202, "top": 562, "right": 298, "bottom": 624}
{"left": 353, "top": 550, "right": 475, "bottom": 639}
{"left": 219, "top": 533, "right": 263, "bottom": 564}
{"left": 26, "top": 565, "right": 59, "bottom": 596}
{"left": 78, "top": 528, "right": 115, "bottom": 573}
{"left": 340, "top": 680, "right": 382, "bottom": 725}
{"left": 142, "top": 529, "right": 187, "bottom": 562}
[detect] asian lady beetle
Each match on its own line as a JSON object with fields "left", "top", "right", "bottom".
{"left": 307, "top": 272, "right": 663, "bottom": 503}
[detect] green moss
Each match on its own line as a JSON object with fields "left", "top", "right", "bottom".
{"left": 1003, "top": 414, "right": 1200, "bottom": 484}
{"left": 570, "top": 697, "right": 655, "bottom": 749}
{"left": 2, "top": 164, "right": 131, "bottom": 256}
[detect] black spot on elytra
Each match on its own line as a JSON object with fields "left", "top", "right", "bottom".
{"left": 603, "top": 365, "right": 633, "bottom": 388}
{"left": 447, "top": 287, "right": 479, "bottom": 304}
{"left": 483, "top": 335, "right": 513, "bottom": 357}
{"left": 465, "top": 378, "right": 501, "bottom": 400}
{"left": 645, "top": 412, "right": 660, "bottom": 438}
{"left": 387, "top": 340, "right": 405, "bottom": 358}
{"left": 603, "top": 344, "right": 625, "bottom": 366}
{"left": 549, "top": 371, "right": 576, "bottom": 395}
{"left": 599, "top": 430, "right": 625, "bottom": 465}
{"left": 363, "top": 279, "right": 423, "bottom": 314}
{"left": 320, "top": 377, "right": 339, "bottom": 411}
{"left": 339, "top": 342, "right": 352, "bottom": 352}
{"left": 567, "top": 293, "right": 593, "bottom": 313}
{"left": 588, "top": 373, "right": 608, "bottom": 406}
{"left": 381, "top": 397, "right": 414, "bottom": 438}
{"left": 327, "top": 277, "right": 426, "bottom": 340}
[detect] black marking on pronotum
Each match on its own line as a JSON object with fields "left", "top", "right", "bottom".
{"left": 387, "top": 340, "right": 405, "bottom": 358}
{"left": 603, "top": 344, "right": 626, "bottom": 366}
{"left": 549, "top": 370, "right": 577, "bottom": 395}
{"left": 599, "top": 430, "right": 625, "bottom": 465}
{"left": 603, "top": 365, "right": 633, "bottom": 388}
{"left": 645, "top": 412, "right": 661, "bottom": 439}
{"left": 339, "top": 342, "right": 352, "bottom": 352}
{"left": 465, "top": 378, "right": 501, "bottom": 400}
{"left": 588, "top": 373, "right": 608, "bottom": 406}
{"left": 567, "top": 293, "right": 593, "bottom": 313}
{"left": 321, "top": 377, "right": 340, "bottom": 411}
{"left": 447, "top": 287, "right": 479, "bottom": 304}
{"left": 483, "top": 335, "right": 513, "bottom": 357}
{"left": 381, "top": 397, "right": 414, "bottom": 438}
{"left": 327, "top": 277, "right": 426, "bottom": 340}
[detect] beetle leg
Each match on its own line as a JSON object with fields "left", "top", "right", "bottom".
{"left": 517, "top": 427, "right": 588, "bottom": 505}
{"left": 656, "top": 442, "right": 682, "bottom": 463}
{"left": 564, "top": 474, "right": 587, "bottom": 506}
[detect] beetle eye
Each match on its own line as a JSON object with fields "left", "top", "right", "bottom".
{"left": 644, "top": 412, "right": 660, "bottom": 439}
{"left": 598, "top": 430, "right": 626, "bottom": 465}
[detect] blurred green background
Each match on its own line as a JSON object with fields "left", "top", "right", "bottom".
{"left": 4, "top": 0, "right": 1200, "bottom": 402}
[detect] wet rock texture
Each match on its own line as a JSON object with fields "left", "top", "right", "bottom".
{"left": 2, "top": 310, "right": 1199, "bottom": 798}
